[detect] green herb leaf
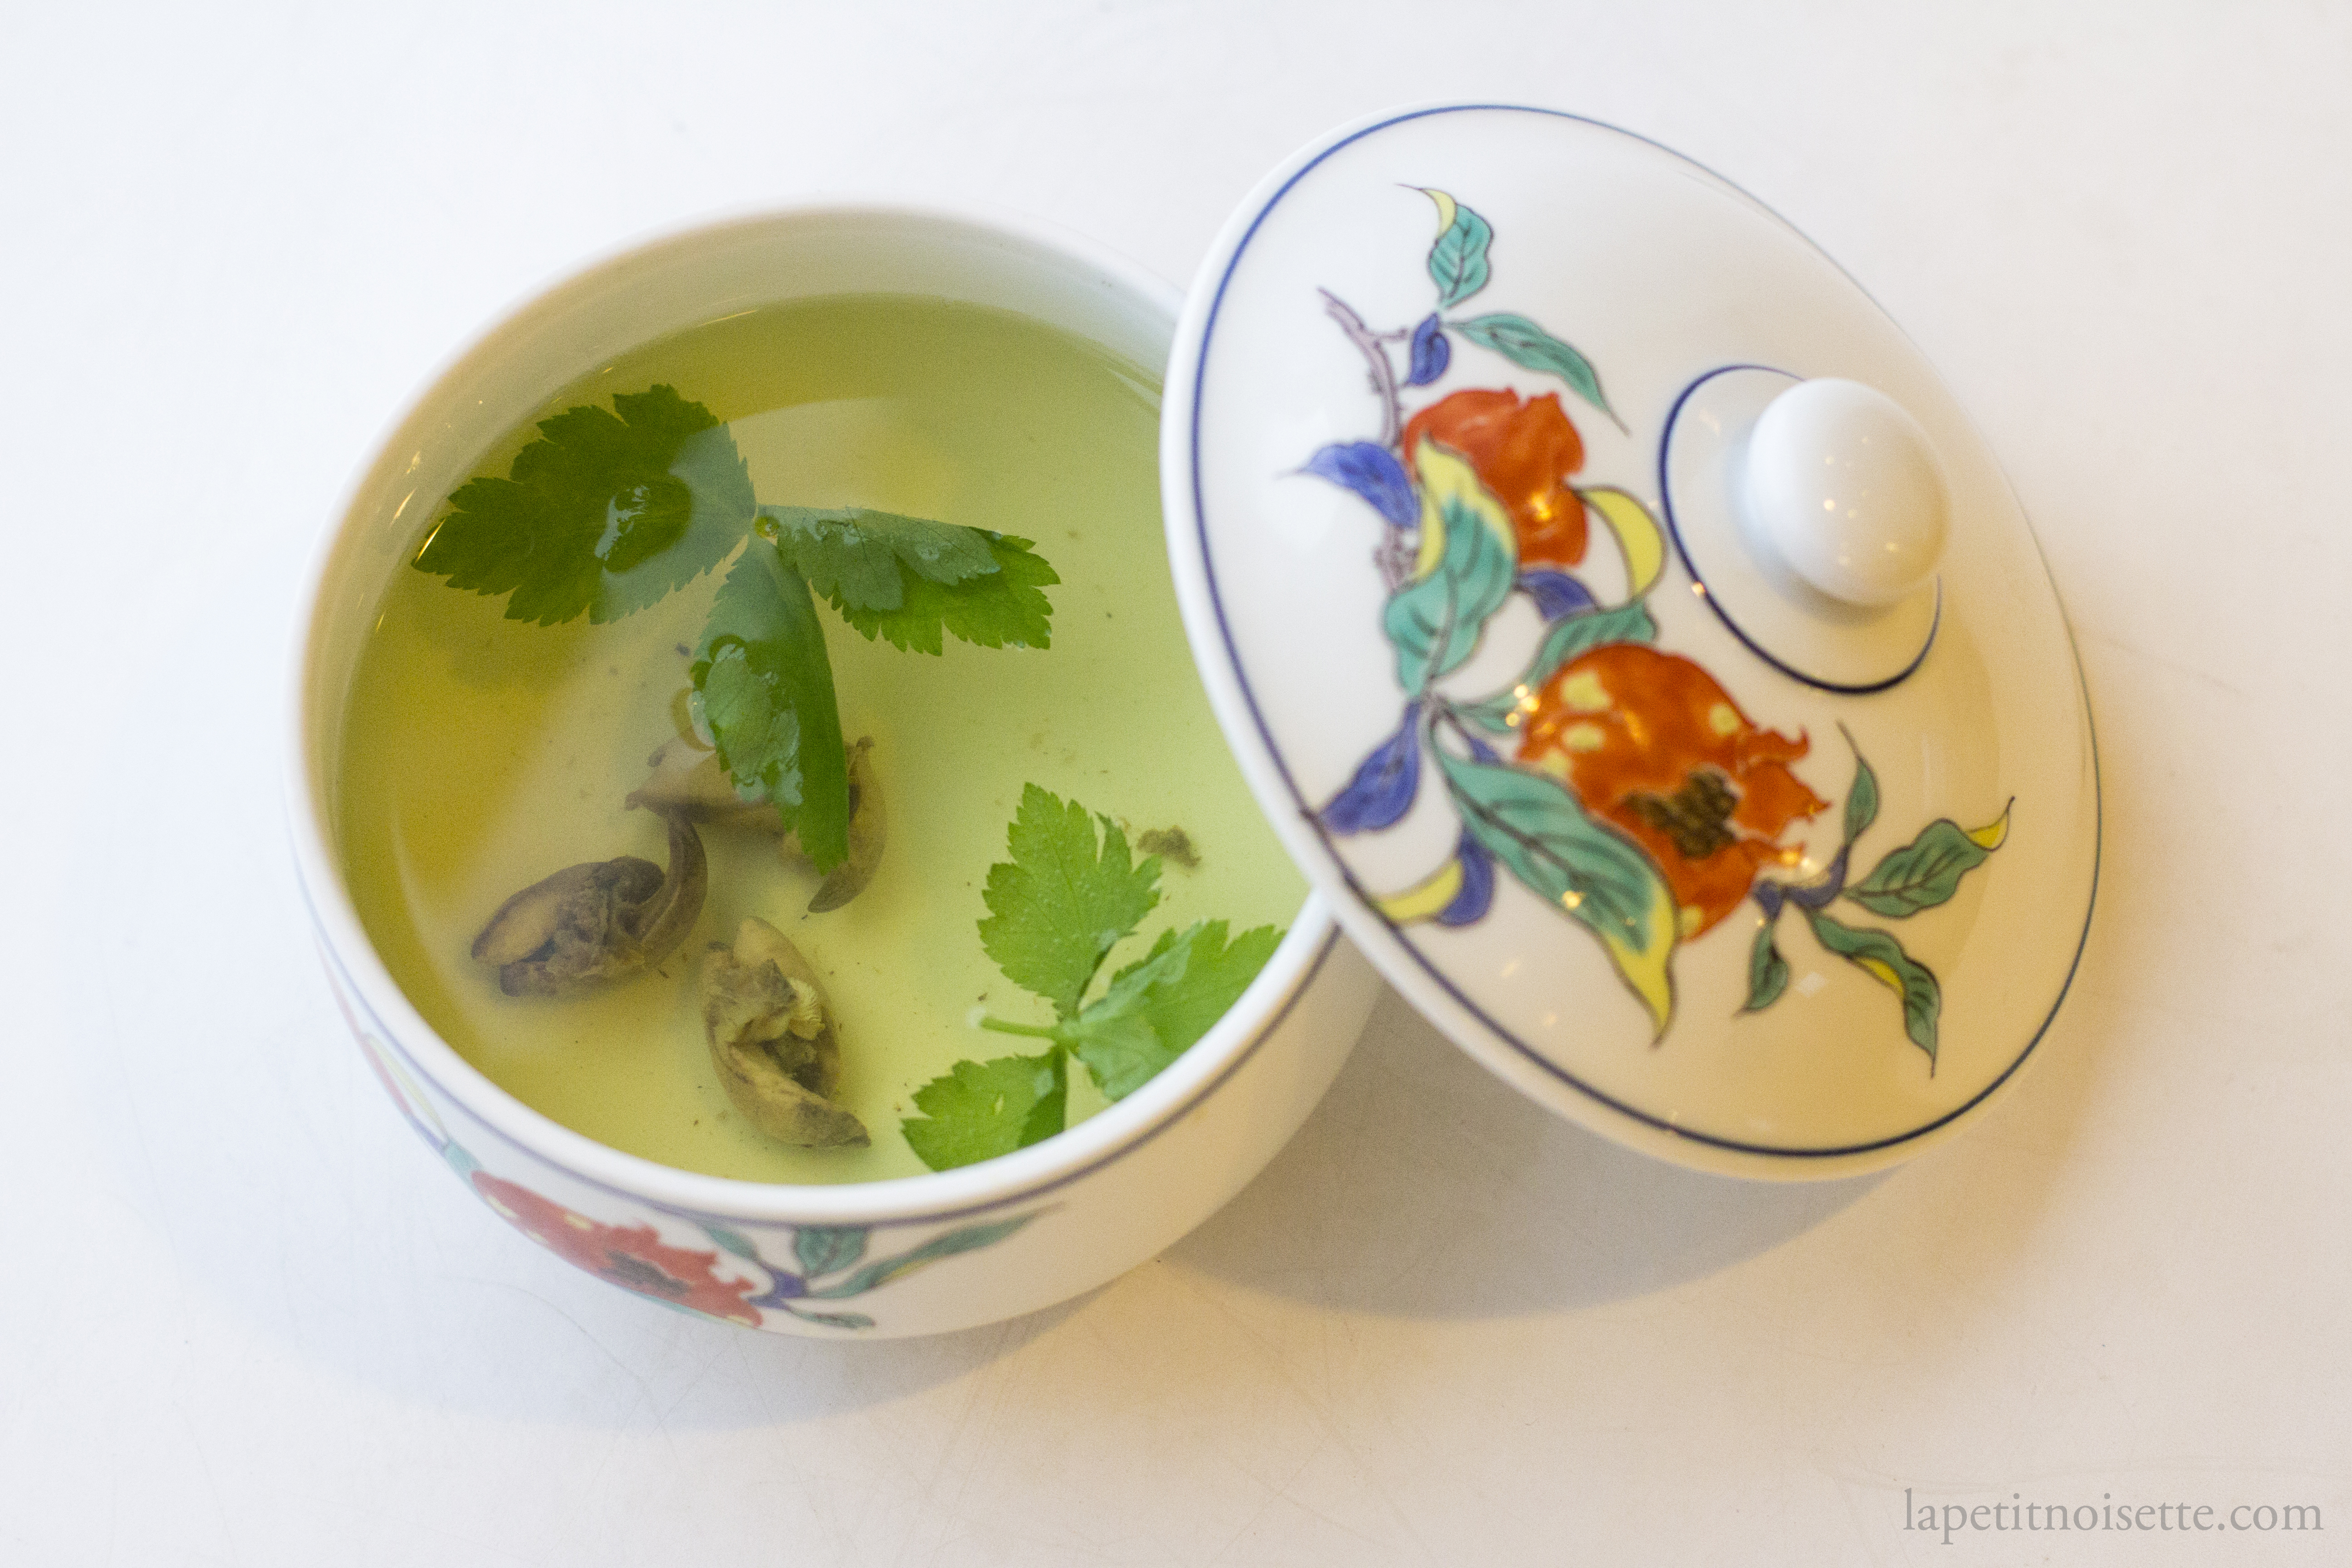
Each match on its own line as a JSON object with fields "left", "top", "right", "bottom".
{"left": 763, "top": 508, "right": 1058, "bottom": 656}
{"left": 979, "top": 784, "right": 1161, "bottom": 1020}
{"left": 1803, "top": 909, "right": 1941, "bottom": 1063}
{"left": 690, "top": 542, "right": 853, "bottom": 869}
{"left": 1064, "top": 921, "right": 1284, "bottom": 1100}
{"left": 900, "top": 1051, "right": 1067, "bottom": 1172}
{"left": 416, "top": 385, "right": 753, "bottom": 626}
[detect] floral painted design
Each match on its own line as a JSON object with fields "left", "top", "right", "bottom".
{"left": 470, "top": 1172, "right": 1040, "bottom": 1330}
{"left": 1305, "top": 187, "right": 2008, "bottom": 1066}
{"left": 330, "top": 969, "right": 1041, "bottom": 1330}
{"left": 475, "top": 1172, "right": 765, "bottom": 1325}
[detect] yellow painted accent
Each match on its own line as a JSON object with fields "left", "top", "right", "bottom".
{"left": 1856, "top": 957, "right": 1903, "bottom": 994}
{"left": 1678, "top": 904, "right": 1703, "bottom": 939}
{"left": 1580, "top": 486, "right": 1666, "bottom": 598}
{"left": 1376, "top": 857, "right": 1465, "bottom": 925}
{"left": 1561, "top": 722, "right": 1607, "bottom": 754}
{"left": 1411, "top": 440, "right": 1517, "bottom": 580}
{"left": 1532, "top": 751, "right": 1574, "bottom": 779}
{"left": 563, "top": 1213, "right": 594, "bottom": 1230}
{"left": 1558, "top": 670, "right": 1612, "bottom": 713}
{"left": 1706, "top": 702, "right": 1741, "bottom": 737}
{"left": 1600, "top": 873, "right": 1679, "bottom": 1039}
{"left": 1416, "top": 186, "right": 1459, "bottom": 234}
{"left": 1967, "top": 800, "right": 2014, "bottom": 850}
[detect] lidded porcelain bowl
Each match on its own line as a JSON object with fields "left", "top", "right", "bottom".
{"left": 288, "top": 104, "right": 2097, "bottom": 1337}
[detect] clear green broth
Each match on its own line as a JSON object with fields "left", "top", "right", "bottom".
{"left": 335, "top": 295, "right": 1303, "bottom": 1183}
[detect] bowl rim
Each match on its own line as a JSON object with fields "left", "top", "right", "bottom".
{"left": 284, "top": 196, "right": 1339, "bottom": 1227}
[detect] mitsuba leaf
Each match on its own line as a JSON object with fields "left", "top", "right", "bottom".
{"left": 1804, "top": 910, "right": 1941, "bottom": 1063}
{"left": 417, "top": 385, "right": 753, "bottom": 625}
{"left": 1404, "top": 313, "right": 1451, "bottom": 386}
{"left": 979, "top": 784, "right": 1162, "bottom": 1020}
{"left": 1436, "top": 748, "right": 1677, "bottom": 1034}
{"left": 1303, "top": 441, "right": 1416, "bottom": 527}
{"left": 808, "top": 1215, "right": 1040, "bottom": 1290}
{"left": 1065, "top": 921, "right": 1284, "bottom": 1099}
{"left": 900, "top": 1052, "right": 1067, "bottom": 1172}
{"left": 1846, "top": 817, "right": 2000, "bottom": 919}
{"left": 1321, "top": 701, "right": 1422, "bottom": 834}
{"left": 1451, "top": 314, "right": 1616, "bottom": 425}
{"left": 1384, "top": 443, "right": 1518, "bottom": 691}
{"left": 691, "top": 542, "right": 853, "bottom": 869}
{"left": 760, "top": 507, "right": 1054, "bottom": 655}
{"left": 1420, "top": 189, "right": 1494, "bottom": 309}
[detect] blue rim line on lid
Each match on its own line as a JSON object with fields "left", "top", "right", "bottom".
{"left": 1657, "top": 362, "right": 1940, "bottom": 696}
{"left": 1186, "top": 102, "right": 2098, "bottom": 1160}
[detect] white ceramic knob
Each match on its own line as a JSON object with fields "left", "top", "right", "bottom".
{"left": 1742, "top": 377, "right": 1948, "bottom": 608}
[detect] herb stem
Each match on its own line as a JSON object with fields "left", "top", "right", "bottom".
{"left": 976, "top": 1017, "right": 1059, "bottom": 1039}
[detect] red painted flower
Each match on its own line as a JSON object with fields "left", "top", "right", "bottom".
{"left": 1401, "top": 387, "right": 1589, "bottom": 567}
{"left": 471, "top": 1172, "right": 762, "bottom": 1326}
{"left": 1517, "top": 644, "right": 1828, "bottom": 938}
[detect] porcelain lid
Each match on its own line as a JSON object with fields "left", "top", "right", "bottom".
{"left": 1161, "top": 105, "right": 2099, "bottom": 1179}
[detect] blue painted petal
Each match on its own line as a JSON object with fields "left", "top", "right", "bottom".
{"left": 747, "top": 1272, "right": 808, "bottom": 1307}
{"left": 1403, "top": 314, "right": 1451, "bottom": 387}
{"left": 1753, "top": 881, "right": 1786, "bottom": 921}
{"left": 1788, "top": 844, "right": 1849, "bottom": 910}
{"left": 1466, "top": 735, "right": 1504, "bottom": 767}
{"left": 1304, "top": 441, "right": 1416, "bottom": 527}
{"left": 1322, "top": 702, "right": 1422, "bottom": 833}
{"left": 1518, "top": 569, "right": 1597, "bottom": 621}
{"left": 1436, "top": 831, "right": 1496, "bottom": 926}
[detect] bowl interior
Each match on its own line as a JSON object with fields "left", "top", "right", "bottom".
{"left": 291, "top": 204, "right": 1332, "bottom": 1219}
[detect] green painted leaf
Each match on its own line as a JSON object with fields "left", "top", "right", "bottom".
{"left": 1525, "top": 600, "right": 1656, "bottom": 689}
{"left": 1451, "top": 313, "right": 1615, "bottom": 424}
{"left": 810, "top": 1214, "right": 1041, "bottom": 1297}
{"left": 1804, "top": 910, "right": 1941, "bottom": 1063}
{"left": 1383, "top": 478, "right": 1517, "bottom": 692}
{"left": 1845, "top": 819, "right": 1992, "bottom": 918}
{"left": 786, "top": 1308, "right": 875, "bottom": 1330}
{"left": 979, "top": 784, "right": 1162, "bottom": 1020}
{"left": 900, "top": 1051, "right": 1068, "bottom": 1172}
{"left": 792, "top": 1225, "right": 867, "bottom": 1278}
{"left": 1436, "top": 748, "right": 1678, "bottom": 1033}
{"left": 764, "top": 509, "right": 1058, "bottom": 656}
{"left": 1065, "top": 920, "right": 1283, "bottom": 1100}
{"left": 691, "top": 543, "right": 853, "bottom": 868}
{"left": 1841, "top": 733, "right": 1880, "bottom": 848}
{"left": 701, "top": 1223, "right": 759, "bottom": 1261}
{"left": 1744, "top": 919, "right": 1790, "bottom": 1013}
{"left": 1452, "top": 602, "right": 1654, "bottom": 739}
{"left": 1426, "top": 195, "right": 1494, "bottom": 309}
{"left": 416, "top": 386, "right": 754, "bottom": 626}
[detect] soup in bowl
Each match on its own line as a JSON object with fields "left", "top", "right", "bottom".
{"left": 289, "top": 204, "right": 1379, "bottom": 1337}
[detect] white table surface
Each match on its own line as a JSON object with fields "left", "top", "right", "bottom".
{"left": 5, "top": 4, "right": 2347, "bottom": 1563}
